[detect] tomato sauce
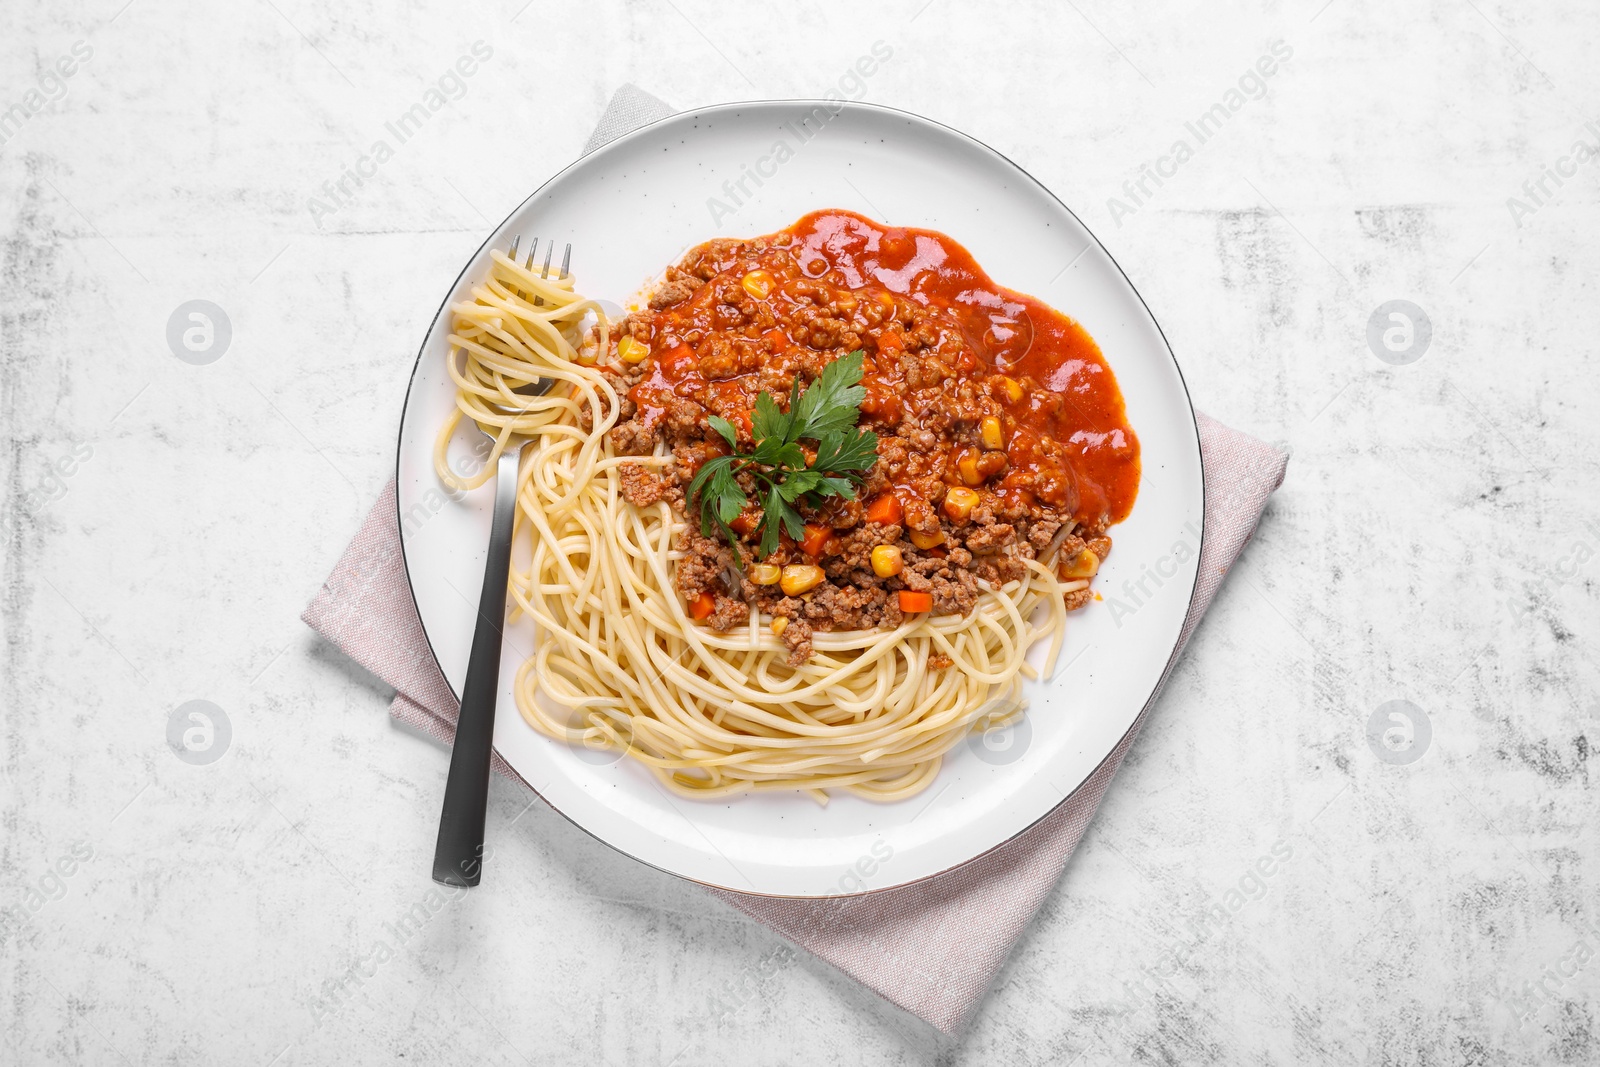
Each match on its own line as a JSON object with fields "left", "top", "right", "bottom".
{"left": 625, "top": 209, "right": 1139, "bottom": 531}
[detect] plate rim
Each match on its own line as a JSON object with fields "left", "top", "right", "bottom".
{"left": 393, "top": 98, "right": 1206, "bottom": 898}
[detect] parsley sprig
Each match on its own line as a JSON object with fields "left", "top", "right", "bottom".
{"left": 688, "top": 349, "right": 879, "bottom": 563}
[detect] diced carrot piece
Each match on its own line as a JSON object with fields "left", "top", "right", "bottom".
{"left": 864, "top": 492, "right": 903, "bottom": 525}
{"left": 763, "top": 327, "right": 790, "bottom": 351}
{"left": 660, "top": 342, "right": 694, "bottom": 370}
{"left": 876, "top": 330, "right": 904, "bottom": 354}
{"left": 898, "top": 590, "right": 932, "bottom": 613}
{"left": 688, "top": 592, "right": 716, "bottom": 620}
{"left": 800, "top": 523, "right": 832, "bottom": 558}
{"left": 730, "top": 510, "right": 758, "bottom": 536}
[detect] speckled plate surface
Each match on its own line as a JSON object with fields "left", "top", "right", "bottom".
{"left": 395, "top": 101, "right": 1203, "bottom": 897}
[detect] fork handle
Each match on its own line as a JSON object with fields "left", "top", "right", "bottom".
{"left": 432, "top": 445, "right": 521, "bottom": 887}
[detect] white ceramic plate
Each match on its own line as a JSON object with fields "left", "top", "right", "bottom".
{"left": 396, "top": 101, "right": 1203, "bottom": 897}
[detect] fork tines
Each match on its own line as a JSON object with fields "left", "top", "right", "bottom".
{"left": 504, "top": 236, "right": 571, "bottom": 307}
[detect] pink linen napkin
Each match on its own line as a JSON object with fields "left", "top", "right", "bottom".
{"left": 302, "top": 86, "right": 1290, "bottom": 1034}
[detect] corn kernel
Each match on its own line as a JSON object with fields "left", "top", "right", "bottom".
{"left": 980, "top": 416, "right": 1004, "bottom": 451}
{"left": 943, "top": 487, "right": 980, "bottom": 523}
{"left": 1060, "top": 548, "right": 1100, "bottom": 579}
{"left": 751, "top": 563, "right": 782, "bottom": 585}
{"left": 957, "top": 450, "right": 982, "bottom": 486}
{"left": 908, "top": 529, "right": 945, "bottom": 550}
{"left": 741, "top": 270, "right": 776, "bottom": 300}
{"left": 997, "top": 376, "right": 1024, "bottom": 403}
{"left": 617, "top": 335, "right": 649, "bottom": 363}
{"left": 780, "top": 564, "right": 826, "bottom": 596}
{"left": 771, "top": 616, "right": 788, "bottom": 635}
{"left": 870, "top": 545, "right": 905, "bottom": 578}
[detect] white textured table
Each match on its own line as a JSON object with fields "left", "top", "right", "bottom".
{"left": 2, "top": 2, "right": 1594, "bottom": 1063}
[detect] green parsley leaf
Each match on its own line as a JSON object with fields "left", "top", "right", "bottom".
{"left": 811, "top": 428, "right": 880, "bottom": 474}
{"left": 777, "top": 468, "right": 825, "bottom": 501}
{"left": 750, "top": 391, "right": 789, "bottom": 444}
{"left": 772, "top": 442, "right": 807, "bottom": 470}
{"left": 707, "top": 415, "right": 740, "bottom": 449}
{"left": 709, "top": 464, "right": 746, "bottom": 524}
{"left": 688, "top": 348, "right": 880, "bottom": 561}
{"left": 687, "top": 455, "right": 737, "bottom": 536}
{"left": 812, "top": 475, "right": 858, "bottom": 500}
{"left": 790, "top": 350, "right": 867, "bottom": 441}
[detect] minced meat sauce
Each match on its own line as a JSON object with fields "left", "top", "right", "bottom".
{"left": 596, "top": 209, "right": 1139, "bottom": 664}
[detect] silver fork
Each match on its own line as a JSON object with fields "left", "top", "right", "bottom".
{"left": 432, "top": 235, "right": 570, "bottom": 888}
